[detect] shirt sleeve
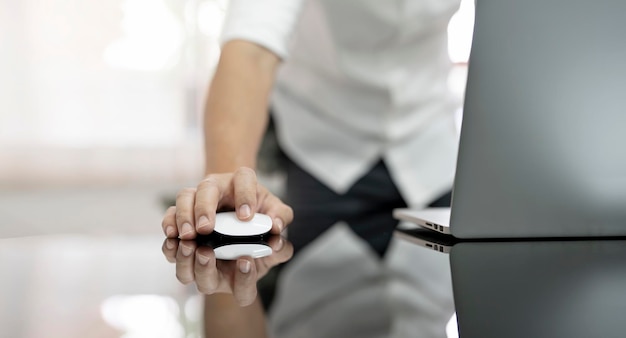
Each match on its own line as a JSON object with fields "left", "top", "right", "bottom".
{"left": 220, "top": 0, "right": 305, "bottom": 59}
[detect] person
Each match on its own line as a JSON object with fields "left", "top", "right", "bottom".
{"left": 161, "top": 0, "right": 462, "bottom": 336}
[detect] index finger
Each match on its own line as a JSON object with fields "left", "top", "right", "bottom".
{"left": 232, "top": 167, "right": 258, "bottom": 221}
{"left": 194, "top": 176, "right": 226, "bottom": 235}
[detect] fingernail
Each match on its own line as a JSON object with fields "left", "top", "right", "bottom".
{"left": 239, "top": 260, "right": 251, "bottom": 274}
{"left": 274, "top": 218, "right": 284, "bottom": 232}
{"left": 180, "top": 223, "right": 193, "bottom": 237}
{"left": 181, "top": 245, "right": 193, "bottom": 257}
{"left": 197, "top": 216, "right": 210, "bottom": 229}
{"left": 239, "top": 204, "right": 251, "bottom": 219}
{"left": 165, "top": 226, "right": 175, "bottom": 237}
{"left": 275, "top": 237, "right": 284, "bottom": 251}
{"left": 197, "top": 254, "right": 210, "bottom": 265}
{"left": 165, "top": 239, "right": 175, "bottom": 250}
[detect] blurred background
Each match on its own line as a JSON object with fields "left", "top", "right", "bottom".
{"left": 0, "top": 0, "right": 231, "bottom": 237}
{"left": 0, "top": 0, "right": 474, "bottom": 336}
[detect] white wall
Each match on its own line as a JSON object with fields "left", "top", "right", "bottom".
{"left": 0, "top": 0, "right": 229, "bottom": 186}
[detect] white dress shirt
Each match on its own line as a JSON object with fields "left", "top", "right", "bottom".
{"left": 222, "top": 0, "right": 462, "bottom": 207}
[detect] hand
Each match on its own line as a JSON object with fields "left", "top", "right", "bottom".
{"left": 161, "top": 167, "right": 293, "bottom": 239}
{"left": 161, "top": 235, "right": 293, "bottom": 306}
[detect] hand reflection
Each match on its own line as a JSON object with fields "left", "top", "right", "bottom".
{"left": 161, "top": 235, "right": 293, "bottom": 306}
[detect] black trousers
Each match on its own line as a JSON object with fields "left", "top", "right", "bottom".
{"left": 284, "top": 156, "right": 452, "bottom": 257}
{"left": 258, "top": 155, "right": 451, "bottom": 309}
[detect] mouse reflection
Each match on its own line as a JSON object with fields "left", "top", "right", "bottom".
{"left": 161, "top": 234, "right": 293, "bottom": 307}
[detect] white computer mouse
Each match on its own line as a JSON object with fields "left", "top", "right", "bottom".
{"left": 213, "top": 211, "right": 272, "bottom": 236}
{"left": 214, "top": 243, "right": 273, "bottom": 260}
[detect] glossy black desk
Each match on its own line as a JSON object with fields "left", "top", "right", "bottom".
{"left": 2, "top": 225, "right": 625, "bottom": 338}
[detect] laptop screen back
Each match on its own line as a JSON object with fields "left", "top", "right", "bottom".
{"left": 450, "top": 0, "right": 626, "bottom": 238}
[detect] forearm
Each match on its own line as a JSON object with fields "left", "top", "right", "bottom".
{"left": 204, "top": 40, "right": 280, "bottom": 174}
{"left": 202, "top": 40, "right": 280, "bottom": 337}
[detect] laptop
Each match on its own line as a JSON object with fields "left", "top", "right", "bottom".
{"left": 394, "top": 0, "right": 626, "bottom": 239}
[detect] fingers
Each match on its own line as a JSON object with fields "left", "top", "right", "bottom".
{"left": 163, "top": 236, "right": 266, "bottom": 308}
{"left": 232, "top": 257, "right": 258, "bottom": 306}
{"left": 182, "top": 168, "right": 258, "bottom": 237}
{"left": 266, "top": 235, "right": 285, "bottom": 252}
{"left": 162, "top": 206, "right": 178, "bottom": 238}
{"left": 232, "top": 167, "right": 258, "bottom": 221}
{"left": 175, "top": 240, "right": 197, "bottom": 285}
{"left": 194, "top": 247, "right": 219, "bottom": 294}
{"left": 254, "top": 236, "right": 292, "bottom": 276}
{"left": 259, "top": 236, "right": 294, "bottom": 271}
{"left": 194, "top": 178, "right": 223, "bottom": 235}
{"left": 262, "top": 192, "right": 294, "bottom": 234}
{"left": 165, "top": 167, "right": 291, "bottom": 241}
{"left": 176, "top": 188, "right": 197, "bottom": 239}
{"left": 161, "top": 238, "right": 179, "bottom": 263}
{"left": 271, "top": 237, "right": 294, "bottom": 264}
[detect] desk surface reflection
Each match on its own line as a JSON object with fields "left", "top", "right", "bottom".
{"left": 450, "top": 239, "right": 626, "bottom": 338}
{"left": 2, "top": 222, "right": 625, "bottom": 338}
{"left": 397, "top": 227, "right": 626, "bottom": 338}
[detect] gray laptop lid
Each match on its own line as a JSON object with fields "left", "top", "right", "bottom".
{"left": 450, "top": 0, "right": 626, "bottom": 238}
